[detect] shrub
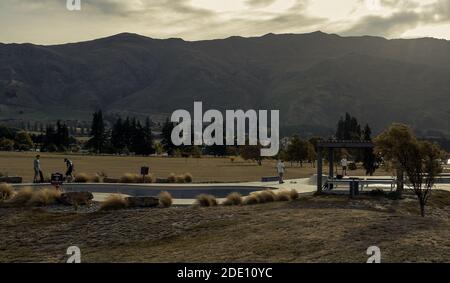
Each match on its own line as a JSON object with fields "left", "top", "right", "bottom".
{"left": 196, "top": 194, "right": 218, "bottom": 207}
{"left": 100, "top": 194, "right": 128, "bottom": 211}
{"left": 175, "top": 175, "right": 185, "bottom": 183}
{"left": 0, "top": 183, "right": 14, "bottom": 201}
{"left": 167, "top": 173, "right": 176, "bottom": 183}
{"left": 289, "top": 189, "right": 299, "bottom": 200}
{"left": 243, "top": 194, "right": 260, "bottom": 205}
{"left": 158, "top": 191, "right": 173, "bottom": 208}
{"left": 8, "top": 187, "right": 34, "bottom": 206}
{"left": 74, "top": 173, "right": 90, "bottom": 183}
{"left": 119, "top": 173, "right": 140, "bottom": 183}
{"left": 183, "top": 173, "right": 193, "bottom": 183}
{"left": 275, "top": 190, "right": 291, "bottom": 201}
{"left": 257, "top": 190, "right": 276, "bottom": 203}
{"left": 222, "top": 192, "right": 242, "bottom": 206}
{"left": 91, "top": 174, "right": 101, "bottom": 183}
{"left": 143, "top": 174, "right": 153, "bottom": 183}
{"left": 28, "top": 188, "right": 61, "bottom": 206}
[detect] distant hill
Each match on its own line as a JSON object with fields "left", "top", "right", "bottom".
{"left": 1, "top": 31, "right": 449, "bottom": 137}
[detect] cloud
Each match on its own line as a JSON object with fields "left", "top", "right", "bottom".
{"left": 342, "top": 0, "right": 450, "bottom": 37}
{"left": 0, "top": 0, "right": 448, "bottom": 44}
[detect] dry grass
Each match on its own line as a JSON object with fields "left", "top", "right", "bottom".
{"left": 183, "top": 173, "right": 193, "bottom": 183}
{"left": 0, "top": 152, "right": 389, "bottom": 183}
{"left": 275, "top": 190, "right": 292, "bottom": 201}
{"left": 175, "top": 175, "right": 185, "bottom": 183}
{"left": 256, "top": 190, "right": 276, "bottom": 203}
{"left": 2, "top": 192, "right": 450, "bottom": 263}
{"left": 100, "top": 194, "right": 128, "bottom": 211}
{"left": 158, "top": 191, "right": 173, "bottom": 208}
{"left": 167, "top": 173, "right": 176, "bottom": 183}
{"left": 243, "top": 194, "right": 260, "bottom": 205}
{"left": 222, "top": 192, "right": 242, "bottom": 206}
{"left": 289, "top": 189, "right": 299, "bottom": 200}
{"left": 196, "top": 194, "right": 218, "bottom": 207}
{"left": 8, "top": 187, "right": 34, "bottom": 206}
{"left": 119, "top": 173, "right": 140, "bottom": 183}
{"left": 0, "top": 183, "right": 14, "bottom": 201}
{"left": 74, "top": 173, "right": 90, "bottom": 183}
{"left": 28, "top": 188, "right": 61, "bottom": 207}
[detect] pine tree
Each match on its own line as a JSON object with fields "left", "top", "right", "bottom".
{"left": 362, "top": 124, "right": 377, "bottom": 175}
{"left": 161, "top": 118, "right": 175, "bottom": 155}
{"left": 89, "top": 110, "right": 106, "bottom": 153}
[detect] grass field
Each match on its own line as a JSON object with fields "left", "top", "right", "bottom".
{"left": 0, "top": 152, "right": 390, "bottom": 183}
{"left": 1, "top": 191, "right": 449, "bottom": 263}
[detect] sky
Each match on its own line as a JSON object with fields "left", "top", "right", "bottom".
{"left": 0, "top": 0, "right": 449, "bottom": 45}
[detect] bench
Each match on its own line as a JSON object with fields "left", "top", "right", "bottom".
{"left": 325, "top": 178, "right": 396, "bottom": 191}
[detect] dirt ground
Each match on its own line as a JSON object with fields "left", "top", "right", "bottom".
{"left": 0, "top": 152, "right": 390, "bottom": 183}
{"left": 0, "top": 191, "right": 449, "bottom": 263}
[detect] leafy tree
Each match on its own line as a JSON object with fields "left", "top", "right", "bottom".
{"left": 240, "top": 144, "right": 262, "bottom": 165}
{"left": 375, "top": 123, "right": 417, "bottom": 197}
{"left": 0, "top": 138, "right": 15, "bottom": 151}
{"left": 404, "top": 140, "right": 443, "bottom": 216}
{"left": 286, "top": 136, "right": 309, "bottom": 167}
{"left": 14, "top": 131, "right": 34, "bottom": 151}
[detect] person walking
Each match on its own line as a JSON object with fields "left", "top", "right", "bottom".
{"left": 276, "top": 159, "right": 286, "bottom": 184}
{"left": 33, "top": 155, "right": 44, "bottom": 183}
{"left": 64, "top": 158, "right": 74, "bottom": 182}
{"left": 340, "top": 156, "right": 348, "bottom": 176}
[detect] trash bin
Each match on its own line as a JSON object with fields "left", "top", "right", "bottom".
{"left": 350, "top": 178, "right": 360, "bottom": 197}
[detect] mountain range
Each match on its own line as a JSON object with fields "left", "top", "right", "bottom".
{"left": 1, "top": 31, "right": 449, "bottom": 137}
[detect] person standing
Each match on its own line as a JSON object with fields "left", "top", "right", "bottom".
{"left": 33, "top": 155, "right": 44, "bottom": 183}
{"left": 340, "top": 156, "right": 348, "bottom": 176}
{"left": 276, "top": 159, "right": 286, "bottom": 184}
{"left": 64, "top": 158, "right": 74, "bottom": 182}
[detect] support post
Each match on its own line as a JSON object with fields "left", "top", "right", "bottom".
{"left": 317, "top": 146, "right": 323, "bottom": 192}
{"left": 328, "top": 149, "right": 334, "bottom": 178}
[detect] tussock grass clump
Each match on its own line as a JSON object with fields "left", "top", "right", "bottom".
{"left": 91, "top": 174, "right": 101, "bottom": 183}
{"left": 275, "top": 190, "right": 292, "bottom": 202}
{"left": 143, "top": 175, "right": 153, "bottom": 183}
{"left": 243, "top": 194, "right": 260, "bottom": 205}
{"left": 289, "top": 189, "right": 299, "bottom": 200}
{"left": 223, "top": 192, "right": 242, "bottom": 206}
{"left": 119, "top": 173, "right": 153, "bottom": 183}
{"left": 175, "top": 175, "right": 185, "bottom": 183}
{"left": 119, "top": 173, "right": 140, "bottom": 183}
{"left": 167, "top": 173, "right": 176, "bottom": 183}
{"left": 8, "top": 187, "right": 34, "bottom": 206}
{"left": 74, "top": 173, "right": 90, "bottom": 183}
{"left": 257, "top": 190, "right": 276, "bottom": 203}
{"left": 28, "top": 188, "right": 61, "bottom": 206}
{"left": 196, "top": 194, "right": 218, "bottom": 207}
{"left": 100, "top": 194, "right": 128, "bottom": 211}
{"left": 183, "top": 173, "right": 193, "bottom": 183}
{"left": 0, "top": 183, "right": 14, "bottom": 201}
{"left": 158, "top": 191, "right": 173, "bottom": 208}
